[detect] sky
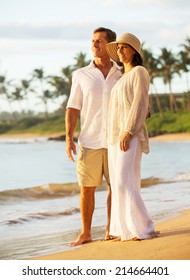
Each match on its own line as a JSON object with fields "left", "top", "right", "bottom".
{"left": 0, "top": 0, "right": 190, "bottom": 112}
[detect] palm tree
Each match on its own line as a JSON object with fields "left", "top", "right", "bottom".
{"left": 158, "top": 48, "right": 180, "bottom": 112}
{"left": 61, "top": 66, "right": 73, "bottom": 85}
{"left": 0, "top": 75, "right": 17, "bottom": 120}
{"left": 38, "top": 89, "right": 54, "bottom": 120}
{"left": 48, "top": 75, "right": 69, "bottom": 111}
{"left": 0, "top": 75, "right": 7, "bottom": 103}
{"left": 10, "top": 86, "right": 25, "bottom": 112}
{"left": 61, "top": 52, "right": 90, "bottom": 88}
{"left": 21, "top": 79, "right": 34, "bottom": 114}
{"left": 59, "top": 65, "right": 74, "bottom": 111}
{"left": 32, "top": 68, "right": 52, "bottom": 119}
{"left": 73, "top": 52, "right": 91, "bottom": 69}
{"left": 142, "top": 46, "right": 163, "bottom": 115}
{"left": 179, "top": 37, "right": 190, "bottom": 111}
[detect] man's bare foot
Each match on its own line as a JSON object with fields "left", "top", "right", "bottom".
{"left": 69, "top": 233, "right": 92, "bottom": 247}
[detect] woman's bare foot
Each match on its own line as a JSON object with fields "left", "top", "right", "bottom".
{"left": 104, "top": 234, "right": 118, "bottom": 241}
{"left": 104, "top": 230, "right": 118, "bottom": 241}
{"left": 111, "top": 236, "right": 121, "bottom": 242}
{"left": 112, "top": 236, "right": 141, "bottom": 242}
{"left": 131, "top": 237, "right": 141, "bottom": 241}
{"left": 69, "top": 233, "right": 92, "bottom": 247}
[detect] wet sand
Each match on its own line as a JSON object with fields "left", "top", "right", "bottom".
{"left": 28, "top": 209, "right": 190, "bottom": 260}
{"left": 2, "top": 132, "right": 189, "bottom": 260}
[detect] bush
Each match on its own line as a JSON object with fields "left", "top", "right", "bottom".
{"left": 17, "top": 117, "right": 44, "bottom": 129}
{"left": 146, "top": 112, "right": 190, "bottom": 135}
{"left": 0, "top": 122, "right": 14, "bottom": 133}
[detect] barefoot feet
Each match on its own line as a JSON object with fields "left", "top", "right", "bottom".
{"left": 104, "top": 230, "right": 118, "bottom": 241}
{"left": 69, "top": 233, "right": 92, "bottom": 247}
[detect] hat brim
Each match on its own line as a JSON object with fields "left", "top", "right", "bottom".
{"left": 106, "top": 41, "right": 142, "bottom": 63}
{"left": 106, "top": 42, "right": 119, "bottom": 63}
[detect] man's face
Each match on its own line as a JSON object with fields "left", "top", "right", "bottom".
{"left": 91, "top": 31, "right": 108, "bottom": 58}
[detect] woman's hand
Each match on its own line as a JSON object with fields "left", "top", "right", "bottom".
{"left": 119, "top": 131, "right": 132, "bottom": 152}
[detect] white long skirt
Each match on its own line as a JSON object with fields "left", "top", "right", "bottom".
{"left": 108, "top": 137, "right": 155, "bottom": 240}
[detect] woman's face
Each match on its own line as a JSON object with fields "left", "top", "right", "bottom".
{"left": 117, "top": 43, "right": 135, "bottom": 64}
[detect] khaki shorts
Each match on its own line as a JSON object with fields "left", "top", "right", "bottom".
{"left": 77, "top": 147, "right": 110, "bottom": 187}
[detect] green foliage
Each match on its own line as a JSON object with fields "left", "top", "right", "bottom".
{"left": 5, "top": 117, "right": 44, "bottom": 134}
{"left": 26, "top": 116, "right": 65, "bottom": 134}
{"left": 18, "top": 117, "right": 44, "bottom": 128}
{"left": 1, "top": 112, "right": 190, "bottom": 137}
{"left": 1, "top": 115, "right": 65, "bottom": 135}
{"left": 146, "top": 112, "right": 190, "bottom": 136}
{"left": 0, "top": 121, "right": 14, "bottom": 134}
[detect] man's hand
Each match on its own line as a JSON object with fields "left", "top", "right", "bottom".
{"left": 66, "top": 138, "right": 77, "bottom": 162}
{"left": 65, "top": 108, "right": 80, "bottom": 162}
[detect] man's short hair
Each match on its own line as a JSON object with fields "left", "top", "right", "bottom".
{"left": 93, "top": 27, "right": 116, "bottom": 43}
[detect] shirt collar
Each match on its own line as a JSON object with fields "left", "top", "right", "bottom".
{"left": 87, "top": 60, "right": 121, "bottom": 71}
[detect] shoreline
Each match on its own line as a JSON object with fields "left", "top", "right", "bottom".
{"left": 0, "top": 132, "right": 190, "bottom": 141}
{"left": 150, "top": 132, "right": 190, "bottom": 142}
{"left": 0, "top": 132, "right": 63, "bottom": 139}
{"left": 2, "top": 132, "right": 190, "bottom": 260}
{"left": 28, "top": 208, "right": 190, "bottom": 260}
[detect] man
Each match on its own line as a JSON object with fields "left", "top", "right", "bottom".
{"left": 65, "top": 27, "right": 122, "bottom": 246}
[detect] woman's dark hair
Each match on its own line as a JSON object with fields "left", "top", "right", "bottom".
{"left": 131, "top": 50, "right": 143, "bottom": 66}
{"left": 117, "top": 46, "right": 143, "bottom": 71}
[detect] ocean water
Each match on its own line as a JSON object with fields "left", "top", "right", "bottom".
{"left": 0, "top": 138, "right": 190, "bottom": 260}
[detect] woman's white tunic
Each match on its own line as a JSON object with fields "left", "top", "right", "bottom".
{"left": 107, "top": 66, "right": 155, "bottom": 240}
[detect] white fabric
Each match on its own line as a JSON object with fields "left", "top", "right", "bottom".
{"left": 107, "top": 66, "right": 150, "bottom": 153}
{"left": 67, "top": 61, "right": 122, "bottom": 149}
{"left": 108, "top": 138, "right": 155, "bottom": 240}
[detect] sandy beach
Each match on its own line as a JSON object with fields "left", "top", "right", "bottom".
{"left": 1, "top": 132, "right": 189, "bottom": 261}
{"left": 150, "top": 132, "right": 190, "bottom": 142}
{"left": 28, "top": 132, "right": 190, "bottom": 261}
{"left": 28, "top": 209, "right": 190, "bottom": 260}
{"left": 0, "top": 132, "right": 64, "bottom": 139}
{"left": 1, "top": 132, "right": 190, "bottom": 141}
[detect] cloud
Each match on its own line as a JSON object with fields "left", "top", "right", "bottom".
{"left": 0, "top": 18, "right": 189, "bottom": 53}
{"left": 103, "top": 0, "right": 162, "bottom": 7}
{"left": 103, "top": 0, "right": 190, "bottom": 8}
{"left": 0, "top": 38, "right": 90, "bottom": 57}
{"left": 0, "top": 0, "right": 190, "bottom": 53}
{"left": 0, "top": 0, "right": 189, "bottom": 49}
{"left": 0, "top": 22, "right": 94, "bottom": 40}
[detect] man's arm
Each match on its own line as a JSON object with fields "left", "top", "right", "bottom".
{"left": 65, "top": 107, "right": 80, "bottom": 162}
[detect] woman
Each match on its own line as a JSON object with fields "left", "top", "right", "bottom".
{"left": 106, "top": 32, "right": 156, "bottom": 241}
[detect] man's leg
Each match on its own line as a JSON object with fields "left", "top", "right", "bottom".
{"left": 70, "top": 186, "right": 96, "bottom": 246}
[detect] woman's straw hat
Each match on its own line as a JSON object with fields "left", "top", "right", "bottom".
{"left": 106, "top": 32, "right": 142, "bottom": 62}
